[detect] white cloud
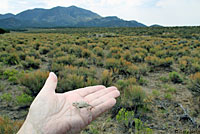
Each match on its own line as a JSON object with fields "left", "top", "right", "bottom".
{"left": 0, "top": 0, "right": 199, "bottom": 26}
{"left": 0, "top": 0, "right": 9, "bottom": 14}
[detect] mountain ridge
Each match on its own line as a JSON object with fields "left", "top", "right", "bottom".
{"left": 0, "top": 6, "right": 146, "bottom": 29}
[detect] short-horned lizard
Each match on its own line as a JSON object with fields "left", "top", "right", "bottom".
{"left": 72, "top": 101, "right": 93, "bottom": 110}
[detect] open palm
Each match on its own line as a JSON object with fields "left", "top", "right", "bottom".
{"left": 18, "top": 72, "right": 120, "bottom": 134}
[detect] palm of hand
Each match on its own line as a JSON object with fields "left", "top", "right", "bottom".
{"left": 25, "top": 73, "right": 120, "bottom": 134}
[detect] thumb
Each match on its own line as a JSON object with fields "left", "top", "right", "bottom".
{"left": 42, "top": 72, "right": 58, "bottom": 92}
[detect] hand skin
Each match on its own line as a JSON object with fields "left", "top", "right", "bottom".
{"left": 17, "top": 72, "right": 120, "bottom": 134}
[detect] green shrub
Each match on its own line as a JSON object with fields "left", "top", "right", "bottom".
{"left": 145, "top": 56, "right": 160, "bottom": 67}
{"left": 0, "top": 93, "right": 12, "bottom": 105}
{"left": 160, "top": 76, "right": 169, "bottom": 83}
{"left": 3, "top": 69, "right": 18, "bottom": 84}
{"left": 93, "top": 46, "right": 104, "bottom": 57}
{"left": 58, "top": 66, "right": 96, "bottom": 79}
{"left": 56, "top": 55, "right": 75, "bottom": 65}
{"left": 68, "top": 45, "right": 82, "bottom": 57}
{"left": 105, "top": 58, "right": 120, "bottom": 70}
{"left": 116, "top": 108, "right": 153, "bottom": 133}
{"left": 85, "top": 77, "right": 99, "bottom": 87}
{"left": 167, "top": 87, "right": 176, "bottom": 93}
{"left": 19, "top": 70, "right": 49, "bottom": 96}
{"left": 123, "top": 50, "right": 131, "bottom": 62}
{"left": 125, "top": 64, "right": 140, "bottom": 76}
{"left": 73, "top": 58, "right": 88, "bottom": 67}
{"left": 99, "top": 70, "right": 112, "bottom": 87}
{"left": 3, "top": 69, "right": 18, "bottom": 79}
{"left": 134, "top": 118, "right": 153, "bottom": 134}
{"left": 33, "top": 42, "right": 41, "bottom": 50}
{"left": 49, "top": 63, "right": 65, "bottom": 73}
{"left": 22, "top": 56, "right": 41, "bottom": 69}
{"left": 189, "top": 72, "right": 200, "bottom": 95}
{"left": 138, "top": 77, "right": 148, "bottom": 86}
{"left": 159, "top": 57, "right": 173, "bottom": 67}
{"left": 169, "top": 72, "right": 183, "bottom": 83}
{"left": 132, "top": 53, "right": 145, "bottom": 62}
{"left": 116, "top": 108, "right": 134, "bottom": 128}
{"left": 81, "top": 48, "right": 92, "bottom": 58}
{"left": 138, "top": 63, "right": 150, "bottom": 76}
{"left": 122, "top": 86, "right": 146, "bottom": 108}
{"left": 0, "top": 116, "right": 23, "bottom": 134}
{"left": 16, "top": 93, "right": 33, "bottom": 106}
{"left": 91, "top": 56, "right": 104, "bottom": 67}
{"left": 58, "top": 74, "right": 84, "bottom": 93}
{"left": 0, "top": 82, "right": 6, "bottom": 92}
{"left": 152, "top": 90, "right": 160, "bottom": 98}
{"left": 39, "top": 46, "right": 50, "bottom": 54}
{"left": 191, "top": 62, "right": 200, "bottom": 74}
{"left": 164, "top": 93, "right": 172, "bottom": 100}
{"left": 116, "top": 77, "right": 137, "bottom": 90}
{"left": 27, "top": 49, "right": 40, "bottom": 59}
{"left": 0, "top": 52, "right": 9, "bottom": 63}
{"left": 88, "top": 126, "right": 99, "bottom": 134}
{"left": 6, "top": 53, "right": 20, "bottom": 65}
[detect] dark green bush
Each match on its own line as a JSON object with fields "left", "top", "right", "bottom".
{"left": 22, "top": 56, "right": 41, "bottom": 69}
{"left": 169, "top": 72, "right": 183, "bottom": 83}
{"left": 0, "top": 28, "right": 9, "bottom": 34}
{"left": 39, "top": 46, "right": 50, "bottom": 55}
{"left": 16, "top": 93, "right": 33, "bottom": 106}
{"left": 6, "top": 53, "right": 20, "bottom": 65}
{"left": 93, "top": 46, "right": 104, "bottom": 57}
{"left": 3, "top": 69, "right": 18, "bottom": 84}
{"left": 56, "top": 55, "right": 75, "bottom": 65}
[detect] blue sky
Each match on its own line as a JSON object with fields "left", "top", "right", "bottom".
{"left": 1, "top": 0, "right": 200, "bottom": 26}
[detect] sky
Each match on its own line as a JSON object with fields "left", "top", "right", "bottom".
{"left": 0, "top": 0, "right": 200, "bottom": 26}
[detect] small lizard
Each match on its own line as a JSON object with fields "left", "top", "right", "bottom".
{"left": 72, "top": 101, "right": 94, "bottom": 110}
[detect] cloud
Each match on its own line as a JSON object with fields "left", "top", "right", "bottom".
{"left": 0, "top": 0, "right": 46, "bottom": 14}
{"left": 0, "top": 0, "right": 9, "bottom": 14}
{"left": 0, "top": 0, "right": 199, "bottom": 26}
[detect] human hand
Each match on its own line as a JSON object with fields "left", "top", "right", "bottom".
{"left": 17, "top": 72, "right": 120, "bottom": 134}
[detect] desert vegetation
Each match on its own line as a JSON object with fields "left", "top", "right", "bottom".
{"left": 0, "top": 27, "right": 200, "bottom": 133}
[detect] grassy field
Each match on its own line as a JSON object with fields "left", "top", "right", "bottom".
{"left": 0, "top": 27, "right": 200, "bottom": 133}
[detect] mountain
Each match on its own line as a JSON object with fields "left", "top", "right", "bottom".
{"left": 78, "top": 16, "right": 146, "bottom": 27}
{"left": 0, "top": 17, "right": 23, "bottom": 29}
{"left": 0, "top": 13, "right": 15, "bottom": 19}
{"left": 0, "top": 6, "right": 146, "bottom": 29}
{"left": 150, "top": 24, "right": 163, "bottom": 27}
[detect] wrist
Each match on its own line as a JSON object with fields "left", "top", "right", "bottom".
{"left": 17, "top": 118, "right": 40, "bottom": 134}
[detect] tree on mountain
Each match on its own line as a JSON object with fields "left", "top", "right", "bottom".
{"left": 0, "top": 28, "right": 9, "bottom": 34}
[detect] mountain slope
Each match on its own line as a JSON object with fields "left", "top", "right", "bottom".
{"left": 150, "top": 24, "right": 163, "bottom": 27}
{"left": 0, "top": 6, "right": 146, "bottom": 29}
{"left": 0, "top": 17, "right": 23, "bottom": 29}
{"left": 78, "top": 16, "right": 146, "bottom": 27}
{"left": 0, "top": 13, "right": 15, "bottom": 20}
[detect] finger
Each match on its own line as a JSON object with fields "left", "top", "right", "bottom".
{"left": 41, "top": 72, "right": 57, "bottom": 92}
{"left": 75, "top": 85, "right": 106, "bottom": 97}
{"left": 84, "top": 86, "right": 117, "bottom": 102}
{"left": 90, "top": 90, "right": 120, "bottom": 107}
{"left": 91, "top": 98, "right": 116, "bottom": 120}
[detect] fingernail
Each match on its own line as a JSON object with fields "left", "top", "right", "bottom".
{"left": 50, "top": 72, "right": 57, "bottom": 82}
